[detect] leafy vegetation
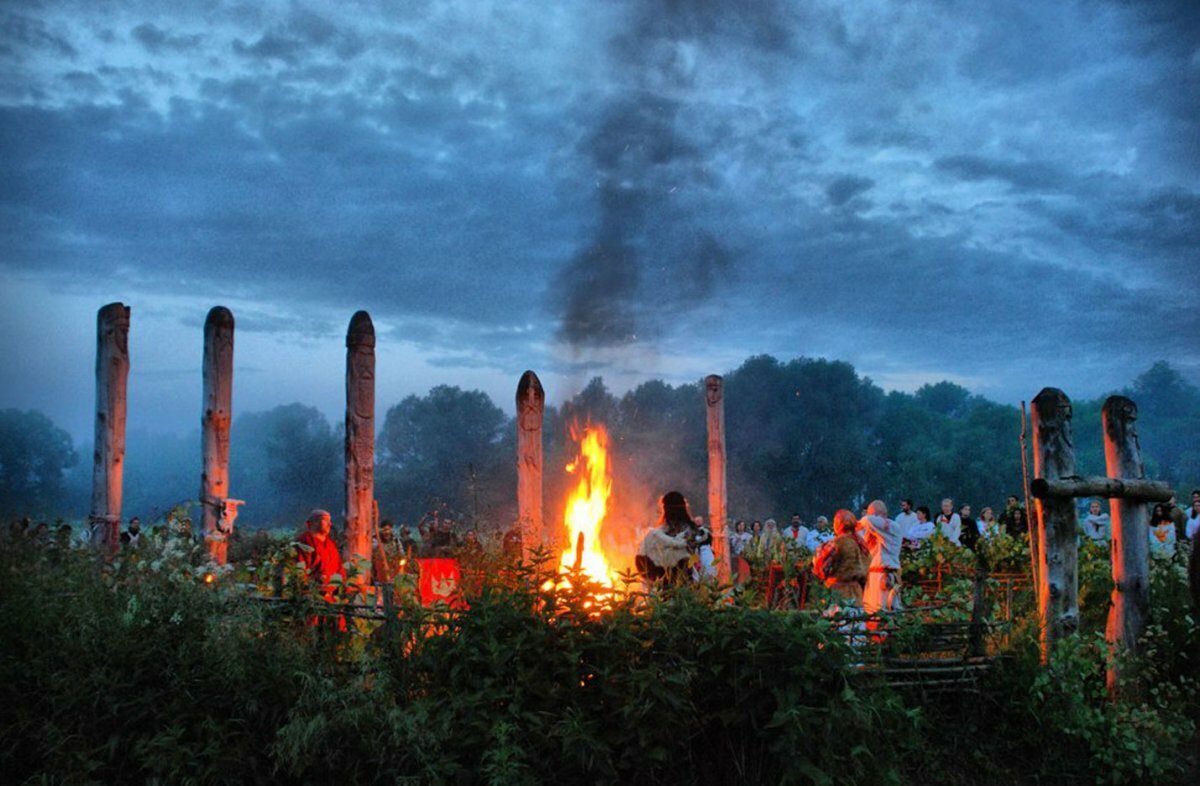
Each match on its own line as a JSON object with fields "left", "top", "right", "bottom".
{"left": 2, "top": 534, "right": 1195, "bottom": 785}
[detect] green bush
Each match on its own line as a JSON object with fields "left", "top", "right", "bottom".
{"left": 0, "top": 537, "right": 1195, "bottom": 785}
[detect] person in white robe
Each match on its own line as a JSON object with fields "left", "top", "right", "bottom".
{"left": 934, "top": 498, "right": 962, "bottom": 546}
{"left": 1081, "top": 499, "right": 1111, "bottom": 542}
{"left": 858, "top": 500, "right": 903, "bottom": 614}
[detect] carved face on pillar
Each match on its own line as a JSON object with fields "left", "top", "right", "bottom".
{"left": 705, "top": 375, "right": 722, "bottom": 407}
{"left": 1035, "top": 387, "right": 1074, "bottom": 453}
{"left": 346, "top": 313, "right": 376, "bottom": 423}
{"left": 349, "top": 343, "right": 375, "bottom": 421}
{"left": 100, "top": 304, "right": 131, "bottom": 359}
{"left": 214, "top": 324, "right": 233, "bottom": 364}
{"left": 517, "top": 372, "right": 545, "bottom": 433}
{"left": 1103, "top": 396, "right": 1138, "bottom": 440}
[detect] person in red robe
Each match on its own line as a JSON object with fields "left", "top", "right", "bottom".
{"left": 296, "top": 509, "right": 343, "bottom": 597}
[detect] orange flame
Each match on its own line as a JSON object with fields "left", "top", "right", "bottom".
{"left": 558, "top": 422, "right": 617, "bottom": 586}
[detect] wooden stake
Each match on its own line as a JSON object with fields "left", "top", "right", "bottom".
{"left": 200, "top": 306, "right": 234, "bottom": 564}
{"left": 1020, "top": 401, "right": 1039, "bottom": 588}
{"left": 516, "top": 370, "right": 545, "bottom": 563}
{"left": 1102, "top": 395, "right": 1151, "bottom": 698}
{"left": 704, "top": 374, "right": 729, "bottom": 581}
{"left": 90, "top": 303, "right": 130, "bottom": 552}
{"left": 1030, "top": 388, "right": 1079, "bottom": 662}
{"left": 345, "top": 311, "right": 375, "bottom": 586}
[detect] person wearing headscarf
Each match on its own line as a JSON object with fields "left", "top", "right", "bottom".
{"left": 296, "top": 509, "right": 344, "bottom": 596}
{"left": 813, "top": 510, "right": 871, "bottom": 605}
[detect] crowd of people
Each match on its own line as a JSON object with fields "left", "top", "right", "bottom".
{"left": 634, "top": 488, "right": 1200, "bottom": 614}
{"left": 11, "top": 488, "right": 1197, "bottom": 612}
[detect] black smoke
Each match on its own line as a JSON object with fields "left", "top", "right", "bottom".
{"left": 553, "top": 1, "right": 777, "bottom": 348}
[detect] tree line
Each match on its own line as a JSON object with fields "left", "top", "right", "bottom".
{"left": 2, "top": 358, "right": 1198, "bottom": 531}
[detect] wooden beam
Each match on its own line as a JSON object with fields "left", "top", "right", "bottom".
{"left": 1031, "top": 476, "right": 1171, "bottom": 502}
{"left": 704, "top": 374, "right": 729, "bottom": 581}
{"left": 345, "top": 311, "right": 375, "bottom": 586}
{"left": 1102, "top": 395, "right": 1151, "bottom": 699}
{"left": 90, "top": 302, "right": 130, "bottom": 552}
{"left": 1030, "top": 387, "right": 1079, "bottom": 662}
{"left": 200, "top": 306, "right": 235, "bottom": 565}
{"left": 516, "top": 370, "right": 545, "bottom": 563}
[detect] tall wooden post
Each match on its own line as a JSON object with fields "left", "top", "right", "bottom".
{"left": 704, "top": 374, "right": 729, "bottom": 581}
{"left": 1030, "top": 387, "right": 1079, "bottom": 661}
{"left": 516, "top": 370, "right": 545, "bottom": 562}
{"left": 345, "top": 311, "right": 375, "bottom": 585}
{"left": 90, "top": 302, "right": 130, "bottom": 551}
{"left": 200, "top": 307, "right": 234, "bottom": 564}
{"left": 1102, "top": 395, "right": 1151, "bottom": 696}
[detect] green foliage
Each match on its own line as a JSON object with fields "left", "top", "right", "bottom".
{"left": 1077, "top": 538, "right": 1115, "bottom": 633}
{"left": 0, "top": 409, "right": 77, "bottom": 518}
{"left": 2, "top": 536, "right": 1197, "bottom": 785}
{"left": 1, "top": 540, "right": 916, "bottom": 785}
{"left": 968, "top": 630, "right": 1195, "bottom": 786}
{"left": 973, "top": 531, "right": 1028, "bottom": 573}
{"left": 0, "top": 538, "right": 317, "bottom": 784}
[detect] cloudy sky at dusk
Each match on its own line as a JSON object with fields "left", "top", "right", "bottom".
{"left": 2, "top": 0, "right": 1198, "bottom": 440}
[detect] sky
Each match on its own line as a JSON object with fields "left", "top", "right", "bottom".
{"left": 2, "top": 0, "right": 1198, "bottom": 441}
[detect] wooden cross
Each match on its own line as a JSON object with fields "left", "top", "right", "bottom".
{"left": 1030, "top": 390, "right": 1170, "bottom": 697}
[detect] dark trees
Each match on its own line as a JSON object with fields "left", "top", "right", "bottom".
{"left": 0, "top": 409, "right": 77, "bottom": 516}
{"left": 231, "top": 404, "right": 341, "bottom": 528}
{"left": 376, "top": 386, "right": 510, "bottom": 526}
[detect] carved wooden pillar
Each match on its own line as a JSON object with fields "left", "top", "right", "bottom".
{"left": 345, "top": 311, "right": 375, "bottom": 585}
{"left": 90, "top": 303, "right": 130, "bottom": 551}
{"left": 1102, "top": 395, "right": 1151, "bottom": 696}
{"left": 200, "top": 307, "right": 234, "bottom": 564}
{"left": 704, "top": 374, "right": 729, "bottom": 581}
{"left": 1030, "top": 387, "right": 1079, "bottom": 661}
{"left": 516, "top": 370, "right": 545, "bottom": 562}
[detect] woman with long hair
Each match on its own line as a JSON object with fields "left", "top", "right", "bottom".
{"left": 635, "top": 491, "right": 696, "bottom": 585}
{"left": 1149, "top": 503, "right": 1177, "bottom": 559}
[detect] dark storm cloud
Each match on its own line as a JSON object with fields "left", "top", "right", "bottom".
{"left": 1040, "top": 186, "right": 1200, "bottom": 270}
{"left": 935, "top": 155, "right": 1068, "bottom": 193}
{"left": 826, "top": 175, "right": 875, "bottom": 207}
{"left": 131, "top": 23, "right": 203, "bottom": 54}
{"left": 0, "top": 11, "right": 76, "bottom": 58}
{"left": 232, "top": 8, "right": 365, "bottom": 64}
{"left": 2, "top": 0, "right": 1199, "bottom": 426}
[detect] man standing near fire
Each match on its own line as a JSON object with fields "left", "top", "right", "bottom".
{"left": 297, "top": 509, "right": 344, "bottom": 598}
{"left": 858, "top": 500, "right": 903, "bottom": 613}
